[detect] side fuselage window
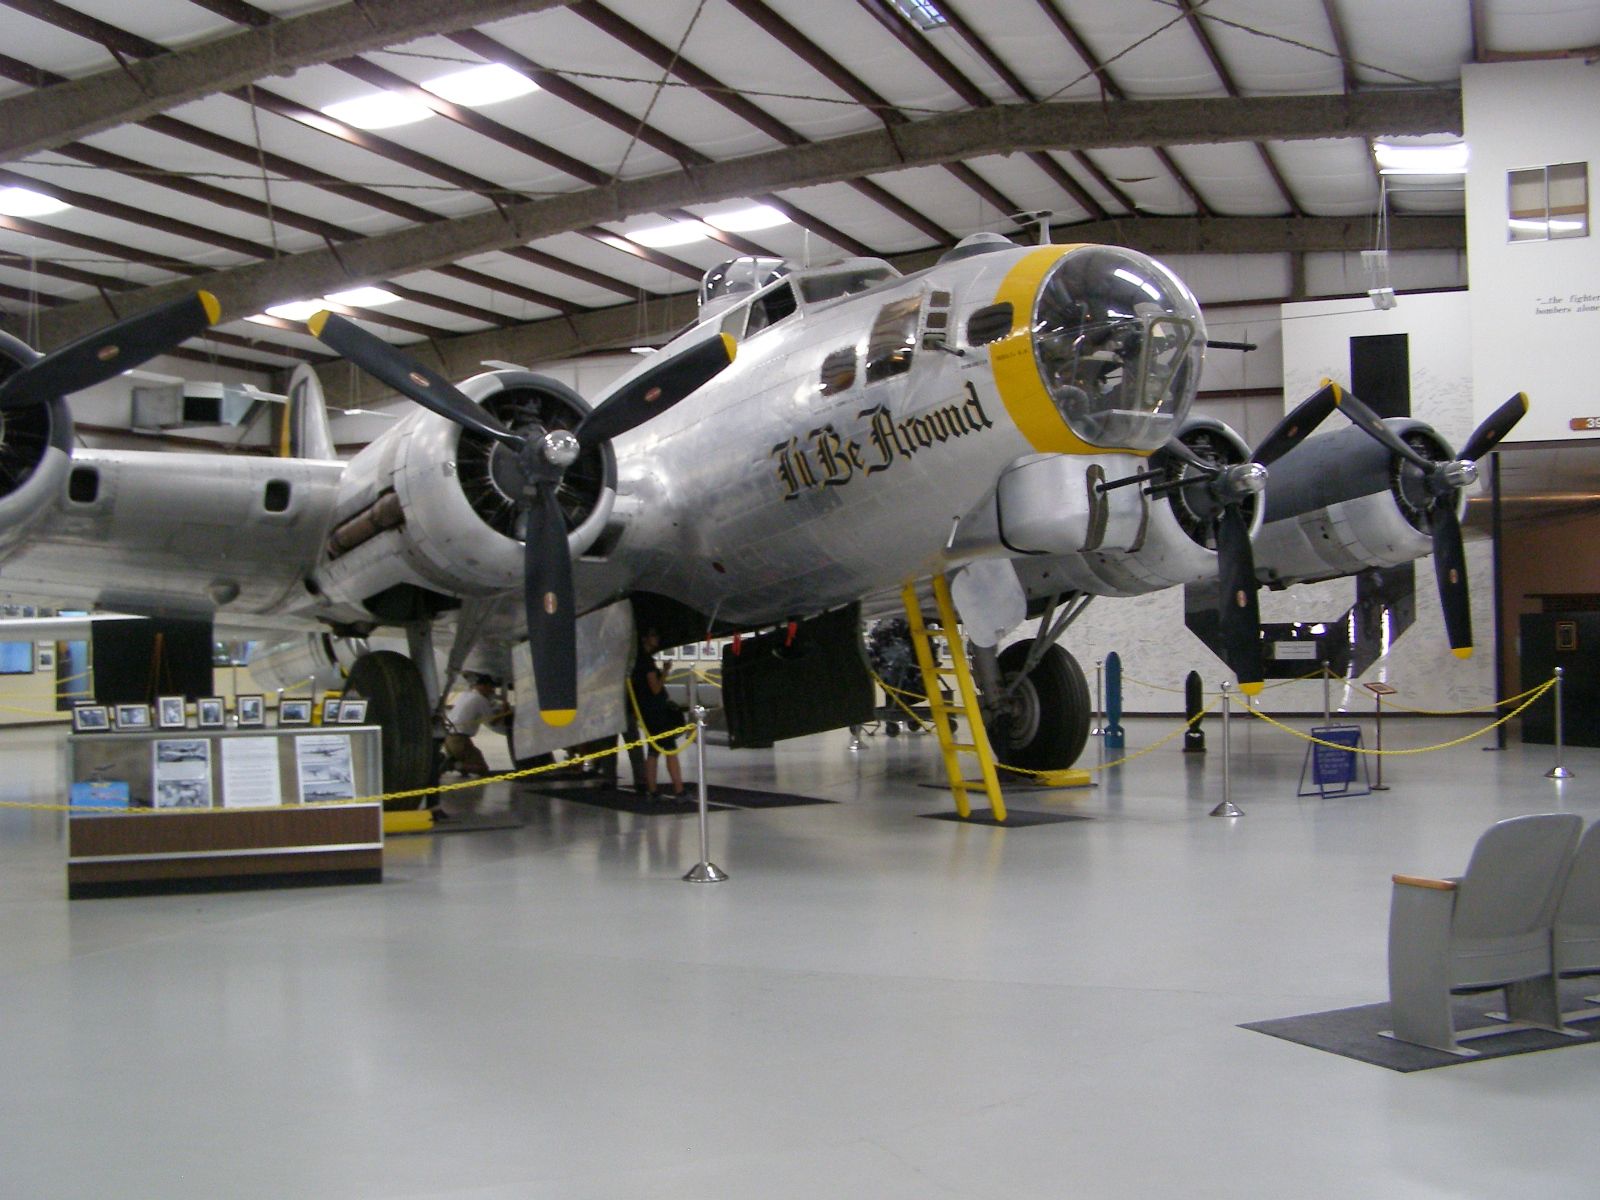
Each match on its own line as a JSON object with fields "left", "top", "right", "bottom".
{"left": 864, "top": 296, "right": 923, "bottom": 384}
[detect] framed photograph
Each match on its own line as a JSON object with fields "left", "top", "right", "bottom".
{"left": 152, "top": 739, "right": 212, "bottom": 809}
{"left": 156, "top": 695, "right": 187, "bottom": 729}
{"left": 236, "top": 694, "right": 265, "bottom": 727}
{"left": 278, "top": 699, "right": 312, "bottom": 726}
{"left": 337, "top": 699, "right": 369, "bottom": 724}
{"left": 196, "top": 697, "right": 225, "bottom": 728}
{"left": 35, "top": 642, "right": 54, "bottom": 671}
{"left": 113, "top": 703, "right": 152, "bottom": 731}
{"left": 320, "top": 698, "right": 342, "bottom": 724}
{"left": 71, "top": 704, "right": 110, "bottom": 733}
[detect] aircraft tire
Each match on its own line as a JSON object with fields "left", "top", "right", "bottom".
{"left": 342, "top": 650, "right": 435, "bottom": 810}
{"left": 991, "top": 641, "right": 1090, "bottom": 771}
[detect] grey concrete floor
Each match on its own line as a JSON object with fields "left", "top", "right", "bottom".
{"left": 2, "top": 713, "right": 1597, "bottom": 1198}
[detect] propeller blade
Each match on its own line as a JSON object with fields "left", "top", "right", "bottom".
{"left": 1331, "top": 384, "right": 1436, "bottom": 472}
{"left": 1430, "top": 501, "right": 1473, "bottom": 657}
{"left": 1214, "top": 504, "right": 1264, "bottom": 694}
{"left": 576, "top": 332, "right": 735, "bottom": 448}
{"left": 308, "top": 311, "right": 522, "bottom": 448}
{"left": 0, "top": 291, "right": 220, "bottom": 412}
{"left": 1459, "top": 392, "right": 1529, "bottom": 463}
{"left": 1251, "top": 382, "right": 1338, "bottom": 466}
{"left": 523, "top": 484, "right": 577, "bottom": 725}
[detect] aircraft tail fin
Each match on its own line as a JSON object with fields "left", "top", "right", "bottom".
{"left": 276, "top": 364, "right": 337, "bottom": 460}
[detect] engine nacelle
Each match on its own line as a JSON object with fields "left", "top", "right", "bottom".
{"left": 0, "top": 332, "right": 74, "bottom": 559}
{"left": 311, "top": 372, "right": 616, "bottom": 621}
{"left": 1253, "top": 420, "right": 1462, "bottom": 586}
{"left": 247, "top": 632, "right": 370, "bottom": 694}
{"left": 999, "top": 418, "right": 1262, "bottom": 599}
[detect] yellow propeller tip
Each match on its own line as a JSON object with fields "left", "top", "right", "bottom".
{"left": 1239, "top": 681, "right": 1264, "bottom": 696}
{"left": 198, "top": 291, "right": 221, "bottom": 325}
{"left": 541, "top": 708, "right": 577, "bottom": 727}
{"left": 1516, "top": 391, "right": 1530, "bottom": 410}
{"left": 719, "top": 331, "right": 737, "bottom": 362}
{"left": 306, "top": 310, "right": 332, "bottom": 338}
{"left": 1452, "top": 647, "right": 1473, "bottom": 660}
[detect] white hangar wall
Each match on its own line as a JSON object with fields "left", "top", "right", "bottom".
{"left": 1464, "top": 59, "right": 1600, "bottom": 441}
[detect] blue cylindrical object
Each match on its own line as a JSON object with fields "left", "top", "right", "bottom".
{"left": 1104, "top": 651, "right": 1125, "bottom": 750}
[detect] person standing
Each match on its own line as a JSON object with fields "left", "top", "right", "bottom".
{"left": 631, "top": 629, "right": 685, "bottom": 799}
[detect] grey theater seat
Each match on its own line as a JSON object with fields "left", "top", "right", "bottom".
{"left": 1553, "top": 821, "right": 1600, "bottom": 1025}
{"left": 1383, "top": 813, "right": 1583, "bottom": 1056}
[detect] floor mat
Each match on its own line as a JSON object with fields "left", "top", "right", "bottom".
{"left": 921, "top": 808, "right": 1091, "bottom": 827}
{"left": 1240, "top": 985, "right": 1600, "bottom": 1071}
{"left": 388, "top": 812, "right": 527, "bottom": 836}
{"left": 518, "top": 782, "right": 827, "bottom": 814}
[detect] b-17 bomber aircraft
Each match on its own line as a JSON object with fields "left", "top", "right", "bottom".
{"left": 0, "top": 234, "right": 1526, "bottom": 803}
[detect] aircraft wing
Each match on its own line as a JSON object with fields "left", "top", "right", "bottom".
{"left": 0, "top": 447, "right": 346, "bottom": 628}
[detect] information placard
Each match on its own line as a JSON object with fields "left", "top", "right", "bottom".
{"left": 221, "top": 736, "right": 283, "bottom": 808}
{"left": 295, "top": 734, "right": 356, "bottom": 804}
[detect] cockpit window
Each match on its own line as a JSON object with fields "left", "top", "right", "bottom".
{"left": 699, "top": 256, "right": 787, "bottom": 317}
{"left": 1029, "top": 248, "right": 1204, "bottom": 452}
{"left": 720, "top": 280, "right": 799, "bottom": 339}
{"left": 797, "top": 259, "right": 898, "bottom": 305}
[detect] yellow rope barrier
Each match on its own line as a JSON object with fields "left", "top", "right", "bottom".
{"left": 1245, "top": 677, "right": 1556, "bottom": 756}
{"left": 1372, "top": 678, "right": 1552, "bottom": 717}
{"left": 868, "top": 670, "right": 932, "bottom": 731}
{"left": 2, "top": 722, "right": 700, "bottom": 813}
{"left": 0, "top": 702, "right": 62, "bottom": 718}
{"left": 7, "top": 672, "right": 1565, "bottom": 813}
{"left": 1121, "top": 667, "right": 1325, "bottom": 696}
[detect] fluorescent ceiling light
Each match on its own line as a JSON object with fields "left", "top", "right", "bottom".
{"left": 321, "top": 92, "right": 433, "bottom": 130}
{"left": 325, "top": 286, "right": 401, "bottom": 307}
{"left": 704, "top": 204, "right": 790, "bottom": 233}
{"left": 890, "top": 0, "right": 949, "bottom": 30}
{"left": 1373, "top": 141, "right": 1468, "bottom": 174}
{"left": 423, "top": 63, "right": 538, "bottom": 106}
{"left": 263, "top": 299, "right": 325, "bottom": 321}
{"left": 0, "top": 186, "right": 70, "bottom": 217}
{"left": 627, "top": 220, "right": 711, "bottom": 248}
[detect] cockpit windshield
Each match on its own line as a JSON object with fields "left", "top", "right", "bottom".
{"left": 699, "top": 257, "right": 788, "bottom": 317}
{"left": 1029, "top": 248, "right": 1204, "bottom": 452}
{"left": 795, "top": 258, "right": 899, "bottom": 305}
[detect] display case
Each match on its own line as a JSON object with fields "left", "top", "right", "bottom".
{"left": 65, "top": 725, "right": 384, "bottom": 898}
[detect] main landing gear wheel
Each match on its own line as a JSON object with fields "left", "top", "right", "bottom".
{"left": 341, "top": 650, "right": 435, "bottom": 810}
{"left": 989, "top": 641, "right": 1091, "bottom": 772}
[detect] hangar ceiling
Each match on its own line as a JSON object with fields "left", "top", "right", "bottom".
{"left": 0, "top": 0, "right": 1594, "bottom": 387}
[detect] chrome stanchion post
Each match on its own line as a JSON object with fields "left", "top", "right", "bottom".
{"left": 1210, "top": 681, "right": 1243, "bottom": 817}
{"left": 1091, "top": 659, "right": 1105, "bottom": 736}
{"left": 1546, "top": 667, "right": 1574, "bottom": 781}
{"left": 683, "top": 702, "right": 728, "bottom": 882}
{"left": 1322, "top": 665, "right": 1332, "bottom": 725}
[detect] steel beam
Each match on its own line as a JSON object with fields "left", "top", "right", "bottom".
{"left": 37, "top": 92, "right": 1462, "bottom": 347}
{"left": 0, "top": 0, "right": 583, "bottom": 163}
{"left": 314, "top": 213, "right": 1464, "bottom": 406}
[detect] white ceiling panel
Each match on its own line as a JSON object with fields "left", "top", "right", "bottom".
{"left": 768, "top": 181, "right": 939, "bottom": 255}
{"left": 1054, "top": 2, "right": 1233, "bottom": 96}
{"left": 0, "top": 0, "right": 1548, "bottom": 374}
{"left": 1165, "top": 143, "right": 1287, "bottom": 215}
{"left": 1483, "top": 0, "right": 1600, "bottom": 52}
{"left": 1269, "top": 137, "right": 1380, "bottom": 216}
{"left": 1191, "top": 1, "right": 1346, "bottom": 94}
{"left": 1081, "top": 148, "right": 1197, "bottom": 214}
{"left": 1337, "top": 0, "right": 1472, "bottom": 85}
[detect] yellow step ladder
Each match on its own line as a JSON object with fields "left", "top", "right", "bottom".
{"left": 900, "top": 575, "right": 1007, "bottom": 822}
